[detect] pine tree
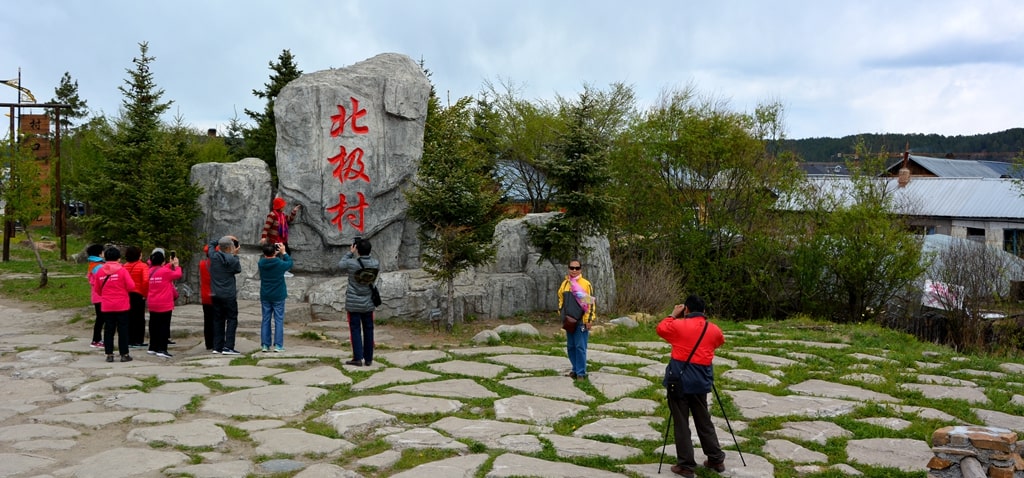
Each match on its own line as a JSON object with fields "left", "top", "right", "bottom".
{"left": 75, "top": 42, "right": 202, "bottom": 254}
{"left": 528, "top": 86, "right": 621, "bottom": 263}
{"left": 243, "top": 49, "right": 301, "bottom": 185}
{"left": 49, "top": 71, "right": 89, "bottom": 135}
{"left": 406, "top": 94, "right": 504, "bottom": 331}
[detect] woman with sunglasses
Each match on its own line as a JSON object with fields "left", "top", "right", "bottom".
{"left": 557, "top": 260, "right": 595, "bottom": 380}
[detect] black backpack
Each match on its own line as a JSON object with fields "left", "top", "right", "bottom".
{"left": 353, "top": 257, "right": 379, "bottom": 285}
{"left": 356, "top": 257, "right": 382, "bottom": 307}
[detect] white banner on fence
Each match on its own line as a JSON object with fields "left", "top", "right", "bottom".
{"left": 922, "top": 279, "right": 964, "bottom": 311}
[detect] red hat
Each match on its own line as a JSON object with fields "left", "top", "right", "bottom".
{"left": 273, "top": 198, "right": 286, "bottom": 210}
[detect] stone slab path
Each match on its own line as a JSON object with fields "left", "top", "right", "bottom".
{"left": 0, "top": 300, "right": 1022, "bottom": 477}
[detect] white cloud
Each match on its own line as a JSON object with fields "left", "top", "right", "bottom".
{"left": 1, "top": 0, "right": 1021, "bottom": 139}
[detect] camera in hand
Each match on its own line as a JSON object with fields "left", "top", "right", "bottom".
{"left": 168, "top": 250, "right": 176, "bottom": 260}
{"left": 353, "top": 236, "right": 363, "bottom": 244}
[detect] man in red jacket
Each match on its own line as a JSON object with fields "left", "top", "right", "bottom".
{"left": 656, "top": 295, "right": 726, "bottom": 477}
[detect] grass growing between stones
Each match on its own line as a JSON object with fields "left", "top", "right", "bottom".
{"left": 219, "top": 424, "right": 250, "bottom": 441}
{"left": 390, "top": 448, "right": 461, "bottom": 472}
{"left": 130, "top": 375, "right": 163, "bottom": 392}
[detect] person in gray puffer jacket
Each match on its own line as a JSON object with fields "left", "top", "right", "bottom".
{"left": 337, "top": 237, "right": 379, "bottom": 367}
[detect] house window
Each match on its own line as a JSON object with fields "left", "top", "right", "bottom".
{"left": 1006, "top": 230, "right": 1024, "bottom": 257}
{"left": 967, "top": 227, "right": 986, "bottom": 242}
{"left": 909, "top": 225, "right": 937, "bottom": 236}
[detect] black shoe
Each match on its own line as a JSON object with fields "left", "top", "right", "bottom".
{"left": 120, "top": 355, "right": 133, "bottom": 362}
{"left": 364, "top": 360, "right": 372, "bottom": 366}
{"left": 703, "top": 460, "right": 726, "bottom": 472}
{"left": 344, "top": 359, "right": 363, "bottom": 366}
{"left": 566, "top": 371, "right": 577, "bottom": 379}
{"left": 166, "top": 340, "right": 176, "bottom": 345}
{"left": 106, "top": 355, "right": 114, "bottom": 363}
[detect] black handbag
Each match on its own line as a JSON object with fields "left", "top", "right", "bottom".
{"left": 561, "top": 290, "right": 584, "bottom": 333}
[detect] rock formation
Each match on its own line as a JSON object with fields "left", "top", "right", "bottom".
{"left": 187, "top": 53, "right": 615, "bottom": 323}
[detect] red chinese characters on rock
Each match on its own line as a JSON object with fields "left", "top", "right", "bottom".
{"left": 330, "top": 97, "right": 369, "bottom": 136}
{"left": 328, "top": 146, "right": 370, "bottom": 183}
{"left": 327, "top": 192, "right": 369, "bottom": 232}
{"left": 325, "top": 96, "right": 371, "bottom": 234}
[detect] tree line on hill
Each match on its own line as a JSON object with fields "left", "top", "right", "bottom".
{"left": 783, "top": 128, "right": 1024, "bottom": 162}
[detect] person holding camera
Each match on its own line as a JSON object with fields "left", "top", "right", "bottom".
{"left": 146, "top": 249, "right": 180, "bottom": 358}
{"left": 656, "top": 295, "right": 726, "bottom": 477}
{"left": 258, "top": 242, "right": 293, "bottom": 352}
{"left": 209, "top": 235, "right": 242, "bottom": 355}
{"left": 337, "top": 236, "right": 379, "bottom": 367}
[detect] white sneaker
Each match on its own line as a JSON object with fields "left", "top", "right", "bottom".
{"left": 284, "top": 272, "right": 294, "bottom": 278}
{"left": 221, "top": 349, "right": 241, "bottom": 355}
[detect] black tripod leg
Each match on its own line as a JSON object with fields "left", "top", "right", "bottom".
{"left": 712, "top": 383, "right": 746, "bottom": 466}
{"left": 658, "top": 408, "right": 673, "bottom": 473}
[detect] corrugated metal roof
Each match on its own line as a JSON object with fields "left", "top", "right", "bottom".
{"left": 789, "top": 177, "right": 1024, "bottom": 219}
{"left": 907, "top": 155, "right": 1003, "bottom": 177}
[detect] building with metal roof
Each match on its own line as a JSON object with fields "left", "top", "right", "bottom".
{"left": 793, "top": 176, "right": 1024, "bottom": 255}
{"left": 884, "top": 154, "right": 1021, "bottom": 179}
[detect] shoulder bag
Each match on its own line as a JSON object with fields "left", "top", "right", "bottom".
{"left": 663, "top": 319, "right": 714, "bottom": 397}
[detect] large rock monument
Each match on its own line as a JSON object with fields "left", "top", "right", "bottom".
{"left": 188, "top": 53, "right": 616, "bottom": 323}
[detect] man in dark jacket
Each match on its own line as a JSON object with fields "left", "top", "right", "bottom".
{"left": 209, "top": 235, "right": 242, "bottom": 355}
{"left": 656, "top": 295, "right": 727, "bottom": 477}
{"left": 337, "top": 237, "right": 379, "bottom": 366}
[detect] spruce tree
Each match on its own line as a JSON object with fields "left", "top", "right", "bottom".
{"left": 243, "top": 49, "right": 301, "bottom": 185}
{"left": 406, "top": 94, "right": 504, "bottom": 330}
{"left": 528, "top": 86, "right": 621, "bottom": 263}
{"left": 75, "top": 42, "right": 202, "bottom": 254}
{"left": 49, "top": 71, "right": 89, "bottom": 134}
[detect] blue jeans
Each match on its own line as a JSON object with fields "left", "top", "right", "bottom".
{"left": 261, "top": 300, "right": 285, "bottom": 348}
{"left": 566, "top": 323, "right": 589, "bottom": 377}
{"left": 348, "top": 311, "right": 374, "bottom": 364}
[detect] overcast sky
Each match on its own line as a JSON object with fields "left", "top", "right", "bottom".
{"left": 3, "top": 0, "right": 1023, "bottom": 140}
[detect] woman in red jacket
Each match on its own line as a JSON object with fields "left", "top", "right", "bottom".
{"left": 96, "top": 247, "right": 136, "bottom": 363}
{"left": 147, "top": 250, "right": 181, "bottom": 358}
{"left": 199, "top": 244, "right": 214, "bottom": 351}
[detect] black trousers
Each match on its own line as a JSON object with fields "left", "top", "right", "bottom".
{"left": 92, "top": 302, "right": 103, "bottom": 342}
{"left": 202, "top": 303, "right": 215, "bottom": 349}
{"left": 212, "top": 296, "right": 238, "bottom": 352}
{"left": 128, "top": 292, "right": 147, "bottom": 344}
{"left": 668, "top": 392, "right": 726, "bottom": 468}
{"left": 103, "top": 310, "right": 130, "bottom": 356}
{"left": 148, "top": 310, "right": 172, "bottom": 353}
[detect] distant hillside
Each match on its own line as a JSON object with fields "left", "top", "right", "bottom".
{"left": 784, "top": 128, "right": 1024, "bottom": 162}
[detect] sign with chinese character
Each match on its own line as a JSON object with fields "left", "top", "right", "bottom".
{"left": 19, "top": 114, "right": 49, "bottom": 135}
{"left": 23, "top": 136, "right": 50, "bottom": 158}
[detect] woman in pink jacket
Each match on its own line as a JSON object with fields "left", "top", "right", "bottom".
{"left": 146, "top": 250, "right": 181, "bottom": 358}
{"left": 95, "top": 247, "right": 136, "bottom": 363}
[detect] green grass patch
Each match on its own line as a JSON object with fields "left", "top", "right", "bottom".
{"left": 0, "top": 276, "right": 91, "bottom": 309}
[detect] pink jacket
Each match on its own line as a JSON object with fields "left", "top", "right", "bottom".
{"left": 147, "top": 264, "right": 182, "bottom": 313}
{"left": 96, "top": 262, "right": 135, "bottom": 313}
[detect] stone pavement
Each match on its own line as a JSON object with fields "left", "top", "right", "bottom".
{"left": 1, "top": 300, "right": 1023, "bottom": 477}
